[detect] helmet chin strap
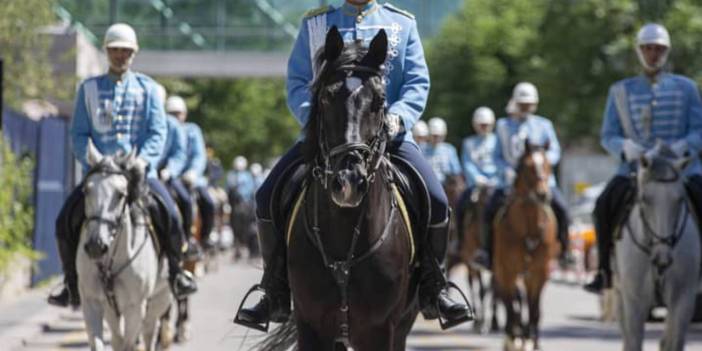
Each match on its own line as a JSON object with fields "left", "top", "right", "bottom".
{"left": 636, "top": 46, "right": 669, "bottom": 73}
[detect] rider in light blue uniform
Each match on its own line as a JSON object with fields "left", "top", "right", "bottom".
{"left": 159, "top": 95, "right": 200, "bottom": 254}
{"left": 235, "top": 0, "right": 471, "bottom": 331}
{"left": 177, "top": 106, "right": 217, "bottom": 249}
{"left": 455, "top": 106, "right": 500, "bottom": 232}
{"left": 48, "top": 24, "right": 196, "bottom": 308}
{"left": 584, "top": 23, "right": 702, "bottom": 293}
{"left": 423, "top": 117, "right": 462, "bottom": 184}
{"left": 226, "top": 156, "right": 257, "bottom": 203}
{"left": 472, "top": 82, "right": 572, "bottom": 270}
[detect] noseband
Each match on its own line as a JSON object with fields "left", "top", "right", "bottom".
{"left": 312, "top": 64, "right": 388, "bottom": 190}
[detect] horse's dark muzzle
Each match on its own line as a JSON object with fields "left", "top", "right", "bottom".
{"left": 85, "top": 240, "right": 108, "bottom": 259}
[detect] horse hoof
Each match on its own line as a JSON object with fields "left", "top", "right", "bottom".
{"left": 523, "top": 339, "right": 535, "bottom": 351}
{"left": 159, "top": 324, "right": 173, "bottom": 349}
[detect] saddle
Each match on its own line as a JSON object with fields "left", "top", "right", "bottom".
{"left": 270, "top": 155, "right": 431, "bottom": 250}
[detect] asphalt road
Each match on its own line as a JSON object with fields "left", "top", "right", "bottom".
{"left": 7, "top": 253, "right": 702, "bottom": 351}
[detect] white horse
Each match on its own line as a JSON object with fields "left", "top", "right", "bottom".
{"left": 614, "top": 143, "right": 701, "bottom": 351}
{"left": 76, "top": 144, "right": 172, "bottom": 351}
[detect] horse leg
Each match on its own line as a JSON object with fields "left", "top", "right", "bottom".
{"left": 490, "top": 276, "right": 500, "bottom": 333}
{"left": 295, "top": 320, "right": 324, "bottom": 351}
{"left": 158, "top": 305, "right": 173, "bottom": 350}
{"left": 82, "top": 299, "right": 106, "bottom": 351}
{"left": 618, "top": 290, "right": 646, "bottom": 351}
{"left": 524, "top": 277, "right": 545, "bottom": 351}
{"left": 497, "top": 282, "right": 519, "bottom": 350}
{"left": 467, "top": 270, "right": 481, "bottom": 332}
{"left": 143, "top": 286, "right": 173, "bottom": 351}
{"left": 103, "top": 306, "right": 124, "bottom": 351}
{"left": 353, "top": 324, "right": 394, "bottom": 351}
{"left": 175, "top": 297, "right": 190, "bottom": 342}
{"left": 661, "top": 283, "right": 698, "bottom": 351}
{"left": 122, "top": 303, "right": 146, "bottom": 351}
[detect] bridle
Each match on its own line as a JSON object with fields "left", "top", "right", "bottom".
{"left": 306, "top": 62, "right": 399, "bottom": 349}
{"left": 311, "top": 63, "right": 388, "bottom": 191}
{"left": 82, "top": 165, "right": 150, "bottom": 315}
{"left": 628, "top": 165, "right": 688, "bottom": 256}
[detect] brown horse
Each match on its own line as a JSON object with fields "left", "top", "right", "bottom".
{"left": 493, "top": 143, "right": 558, "bottom": 351}
{"left": 445, "top": 174, "right": 466, "bottom": 270}
{"left": 458, "top": 185, "right": 499, "bottom": 333}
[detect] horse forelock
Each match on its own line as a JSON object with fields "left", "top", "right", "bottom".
{"left": 302, "top": 42, "right": 386, "bottom": 162}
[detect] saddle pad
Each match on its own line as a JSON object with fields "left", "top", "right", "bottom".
{"left": 285, "top": 184, "right": 415, "bottom": 265}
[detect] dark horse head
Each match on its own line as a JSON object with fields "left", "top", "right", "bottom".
{"left": 303, "top": 26, "right": 389, "bottom": 208}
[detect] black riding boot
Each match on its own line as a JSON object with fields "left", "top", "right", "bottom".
{"left": 149, "top": 196, "right": 198, "bottom": 297}
{"left": 419, "top": 217, "right": 474, "bottom": 330}
{"left": 48, "top": 193, "right": 83, "bottom": 308}
{"left": 583, "top": 215, "right": 612, "bottom": 294}
{"left": 584, "top": 176, "right": 638, "bottom": 294}
{"left": 47, "top": 238, "right": 80, "bottom": 308}
{"left": 234, "top": 218, "right": 291, "bottom": 331}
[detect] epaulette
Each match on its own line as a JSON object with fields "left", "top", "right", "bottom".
{"left": 303, "top": 5, "right": 334, "bottom": 18}
{"left": 383, "top": 3, "right": 415, "bottom": 19}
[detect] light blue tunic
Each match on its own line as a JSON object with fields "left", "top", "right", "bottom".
{"left": 183, "top": 122, "right": 208, "bottom": 187}
{"left": 286, "top": 1, "right": 429, "bottom": 143}
{"left": 71, "top": 71, "right": 167, "bottom": 178}
{"left": 601, "top": 73, "right": 702, "bottom": 175}
{"left": 461, "top": 133, "right": 500, "bottom": 187}
{"left": 494, "top": 115, "right": 562, "bottom": 187}
{"left": 423, "top": 142, "right": 462, "bottom": 184}
{"left": 158, "top": 115, "right": 188, "bottom": 177}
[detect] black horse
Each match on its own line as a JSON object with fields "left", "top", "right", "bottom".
{"left": 259, "top": 27, "right": 420, "bottom": 351}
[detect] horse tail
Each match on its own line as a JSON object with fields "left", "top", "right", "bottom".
{"left": 253, "top": 317, "right": 297, "bottom": 351}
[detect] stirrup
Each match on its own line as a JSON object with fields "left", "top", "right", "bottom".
{"left": 438, "top": 281, "right": 474, "bottom": 331}
{"left": 233, "top": 284, "right": 270, "bottom": 332}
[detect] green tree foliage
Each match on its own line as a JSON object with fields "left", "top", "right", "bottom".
{"left": 0, "top": 141, "right": 37, "bottom": 271}
{"left": 160, "top": 78, "right": 298, "bottom": 166}
{"left": 426, "top": 0, "right": 702, "bottom": 149}
{"left": 0, "top": 0, "right": 62, "bottom": 110}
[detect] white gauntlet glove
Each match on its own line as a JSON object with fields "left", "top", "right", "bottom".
{"left": 183, "top": 170, "right": 197, "bottom": 186}
{"left": 386, "top": 113, "right": 401, "bottom": 138}
{"left": 622, "top": 139, "right": 645, "bottom": 162}
{"left": 670, "top": 140, "right": 689, "bottom": 157}
{"left": 159, "top": 169, "right": 171, "bottom": 181}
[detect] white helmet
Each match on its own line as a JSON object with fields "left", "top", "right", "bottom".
{"left": 512, "top": 82, "right": 539, "bottom": 104}
{"left": 412, "top": 120, "right": 429, "bottom": 138}
{"left": 635, "top": 23, "right": 671, "bottom": 71}
{"left": 155, "top": 83, "right": 166, "bottom": 107}
{"left": 428, "top": 117, "right": 447, "bottom": 136}
{"left": 103, "top": 23, "right": 139, "bottom": 51}
{"left": 166, "top": 96, "right": 187, "bottom": 114}
{"left": 472, "top": 107, "right": 495, "bottom": 126}
{"left": 233, "top": 156, "right": 248, "bottom": 172}
{"left": 250, "top": 162, "right": 263, "bottom": 177}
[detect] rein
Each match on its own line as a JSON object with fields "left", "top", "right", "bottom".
{"left": 304, "top": 62, "right": 395, "bottom": 348}
{"left": 83, "top": 167, "right": 152, "bottom": 315}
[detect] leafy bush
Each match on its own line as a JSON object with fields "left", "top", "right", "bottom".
{"left": 0, "top": 140, "right": 38, "bottom": 272}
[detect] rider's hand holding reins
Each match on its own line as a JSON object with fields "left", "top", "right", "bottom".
{"left": 623, "top": 139, "right": 646, "bottom": 162}
{"left": 385, "top": 113, "right": 401, "bottom": 138}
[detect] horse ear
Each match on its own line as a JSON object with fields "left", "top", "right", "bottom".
{"left": 324, "top": 26, "right": 344, "bottom": 63}
{"left": 640, "top": 154, "right": 651, "bottom": 169}
{"left": 524, "top": 139, "right": 532, "bottom": 154}
{"left": 674, "top": 156, "right": 691, "bottom": 172}
{"left": 87, "top": 139, "right": 103, "bottom": 167}
{"left": 362, "top": 29, "right": 388, "bottom": 68}
{"left": 543, "top": 139, "right": 550, "bottom": 151}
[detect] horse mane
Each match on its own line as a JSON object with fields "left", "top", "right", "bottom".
{"left": 301, "top": 41, "right": 386, "bottom": 163}
{"left": 643, "top": 144, "right": 680, "bottom": 182}
{"left": 87, "top": 152, "right": 147, "bottom": 203}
